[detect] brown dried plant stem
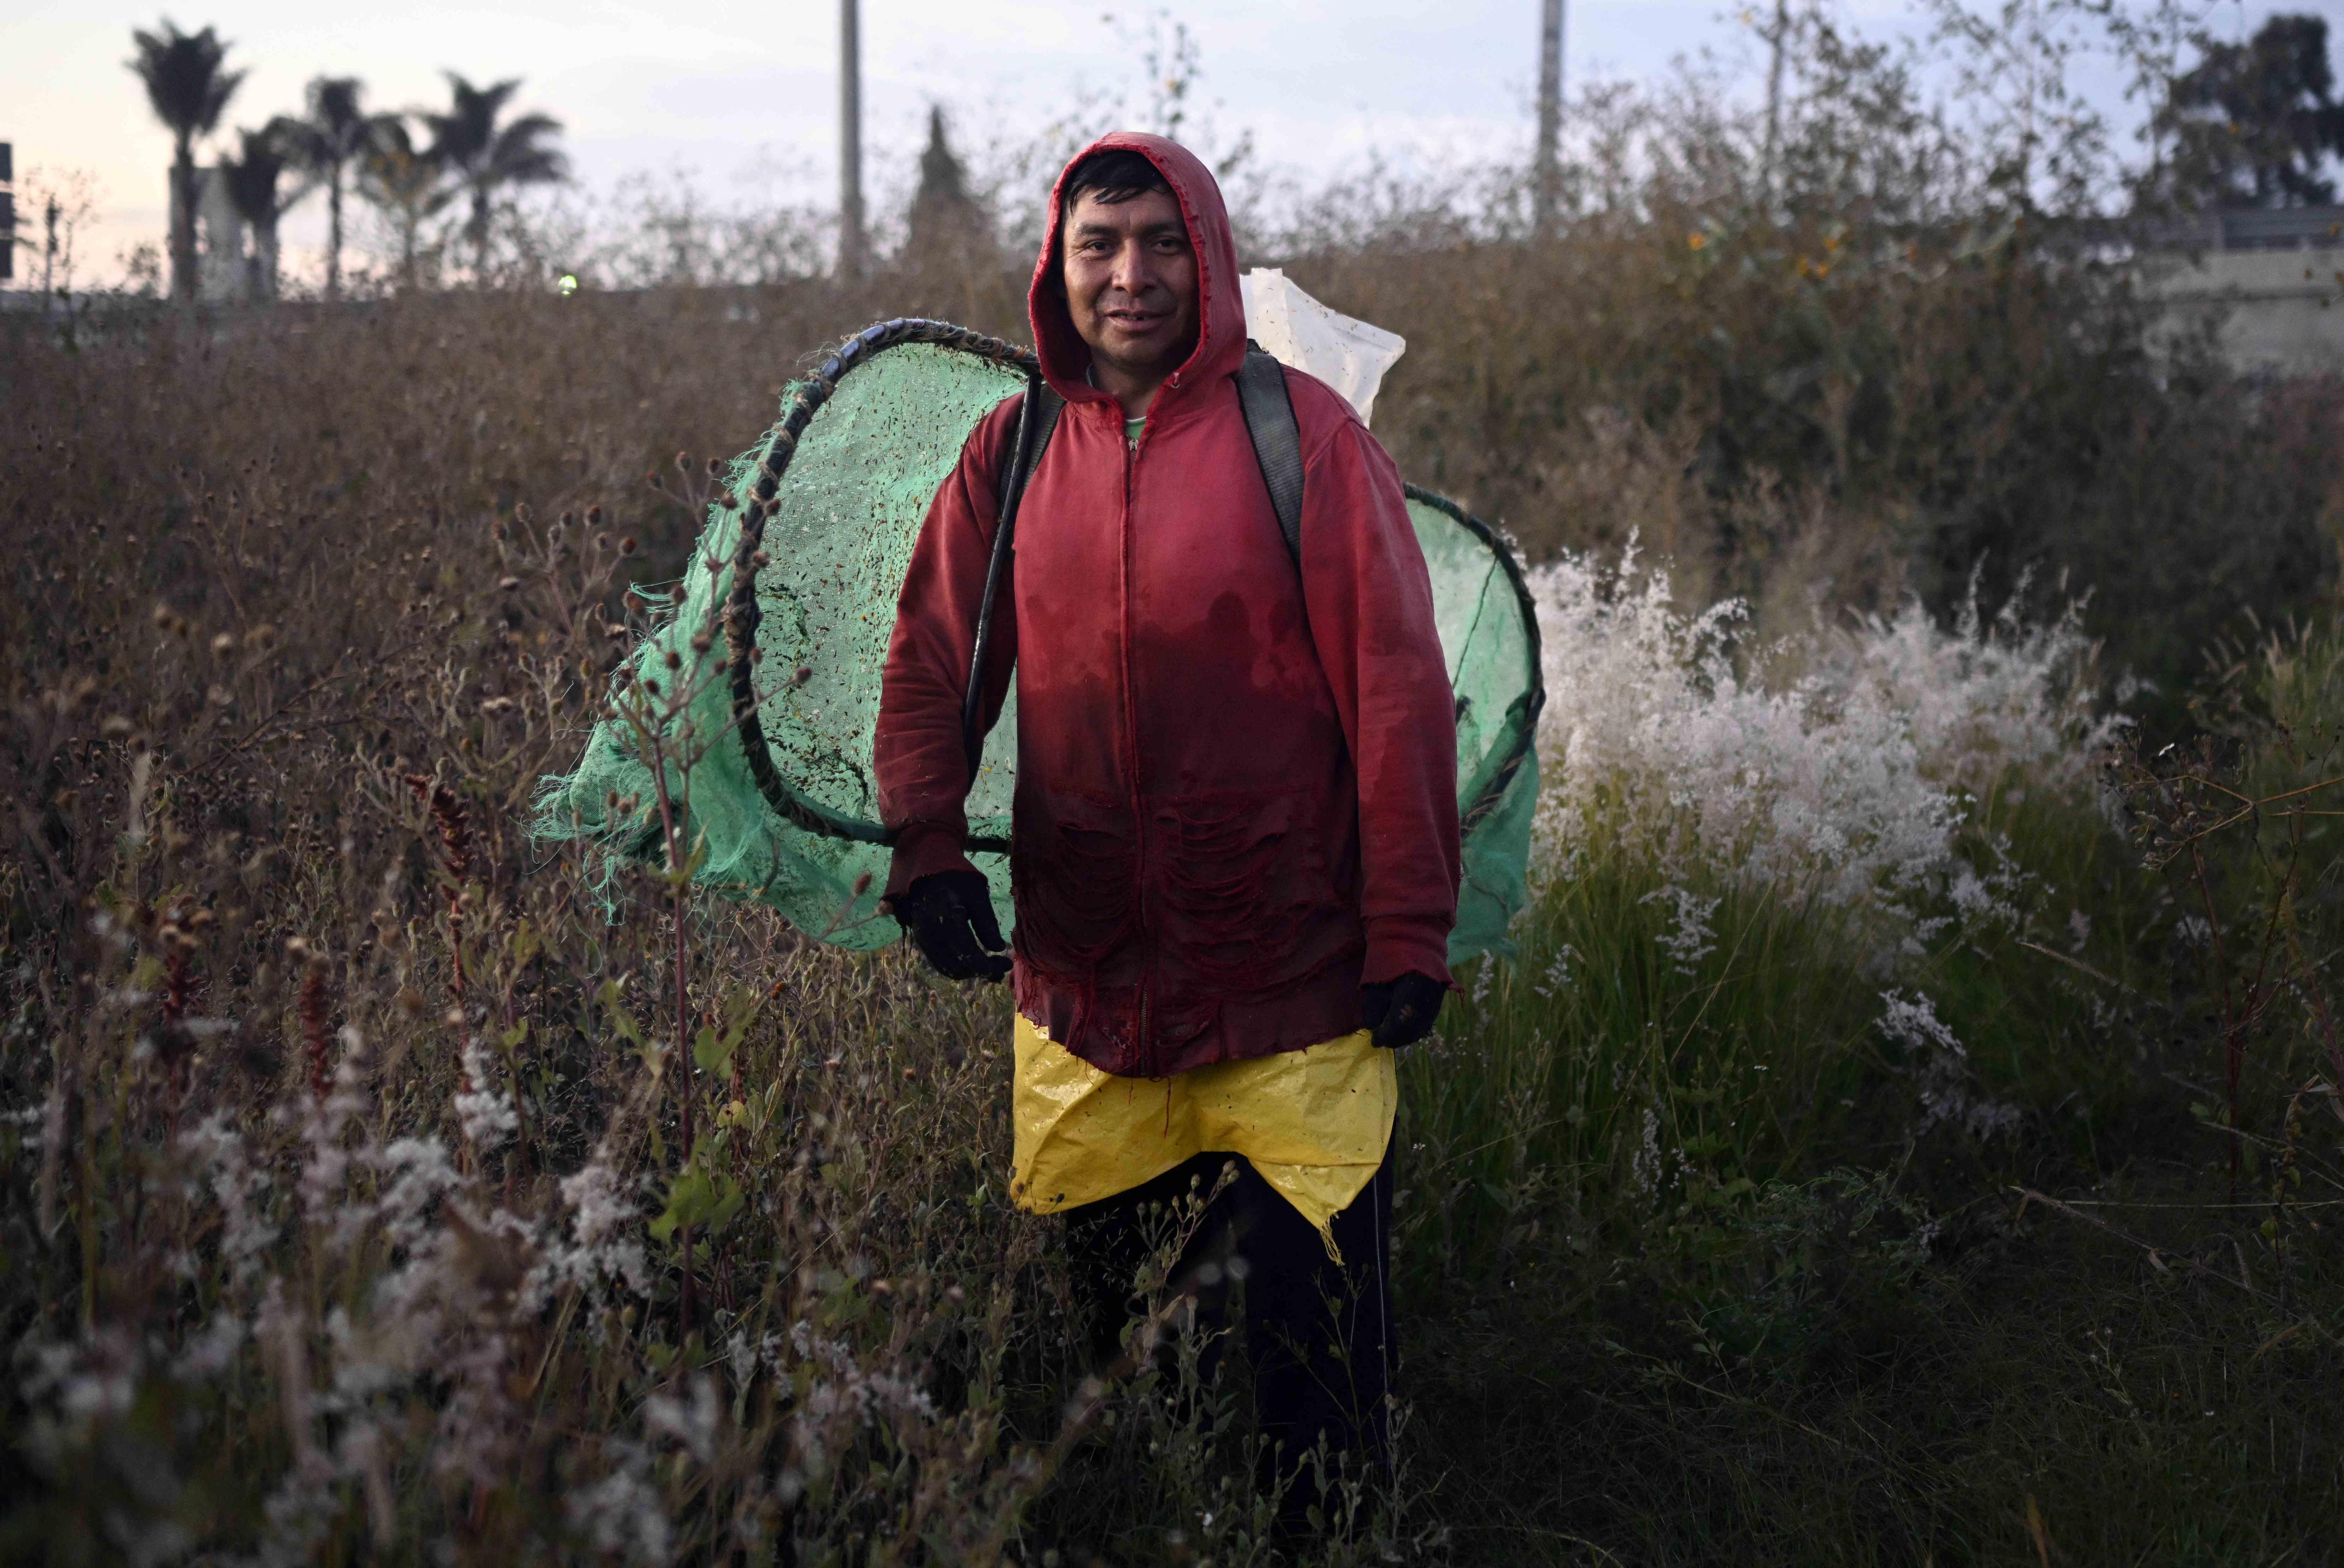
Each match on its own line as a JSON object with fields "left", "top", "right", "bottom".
{"left": 648, "top": 738, "right": 697, "bottom": 1342}
{"left": 158, "top": 900, "right": 198, "bottom": 1143}
{"left": 406, "top": 773, "right": 481, "bottom": 1166}
{"left": 298, "top": 953, "right": 331, "bottom": 1106}
{"left": 406, "top": 773, "right": 476, "bottom": 1014}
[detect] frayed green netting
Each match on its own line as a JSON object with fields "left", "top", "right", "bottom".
{"left": 531, "top": 340, "right": 1022, "bottom": 948}
{"left": 1405, "top": 488, "right": 1543, "bottom": 964}
{"left": 535, "top": 330, "right": 1543, "bottom": 967}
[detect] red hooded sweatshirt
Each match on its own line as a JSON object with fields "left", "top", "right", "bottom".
{"left": 875, "top": 132, "right": 1460, "bottom": 1078}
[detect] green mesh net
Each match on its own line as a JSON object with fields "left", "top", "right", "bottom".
{"left": 535, "top": 320, "right": 1544, "bottom": 967}
{"left": 1406, "top": 488, "right": 1544, "bottom": 964}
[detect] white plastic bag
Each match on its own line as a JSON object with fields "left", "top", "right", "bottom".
{"left": 1237, "top": 267, "right": 1407, "bottom": 428}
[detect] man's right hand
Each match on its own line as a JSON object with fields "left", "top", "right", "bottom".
{"left": 889, "top": 869, "right": 1012, "bottom": 983}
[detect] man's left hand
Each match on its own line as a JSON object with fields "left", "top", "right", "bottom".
{"left": 1360, "top": 971, "right": 1446, "bottom": 1050}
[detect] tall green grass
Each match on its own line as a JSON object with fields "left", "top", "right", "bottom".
{"left": 1399, "top": 783, "right": 2155, "bottom": 1291}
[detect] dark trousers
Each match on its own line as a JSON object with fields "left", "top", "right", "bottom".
{"left": 1063, "top": 1149, "right": 1395, "bottom": 1496}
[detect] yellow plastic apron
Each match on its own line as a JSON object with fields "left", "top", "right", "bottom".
{"left": 1009, "top": 1014, "right": 1397, "bottom": 1261}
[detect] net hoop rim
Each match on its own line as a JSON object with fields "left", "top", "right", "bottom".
{"left": 719, "top": 318, "right": 1036, "bottom": 856}
{"left": 1402, "top": 483, "right": 1548, "bottom": 833}
{"left": 716, "top": 318, "right": 1548, "bottom": 861}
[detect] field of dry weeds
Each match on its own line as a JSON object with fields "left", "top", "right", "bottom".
{"left": 5, "top": 193, "right": 2344, "bottom": 1562}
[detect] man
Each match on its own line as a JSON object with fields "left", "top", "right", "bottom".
{"left": 875, "top": 132, "right": 1459, "bottom": 1501}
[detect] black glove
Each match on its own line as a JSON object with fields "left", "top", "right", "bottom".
{"left": 1360, "top": 971, "right": 1446, "bottom": 1050}
{"left": 889, "top": 869, "right": 1011, "bottom": 983}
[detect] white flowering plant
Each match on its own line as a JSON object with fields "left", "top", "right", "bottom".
{"left": 1398, "top": 544, "right": 2156, "bottom": 1298}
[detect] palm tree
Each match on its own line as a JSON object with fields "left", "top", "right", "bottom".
{"left": 127, "top": 19, "right": 245, "bottom": 303}
{"left": 357, "top": 117, "right": 453, "bottom": 291}
{"left": 280, "top": 77, "right": 396, "bottom": 301}
{"left": 217, "top": 122, "right": 305, "bottom": 301}
{"left": 423, "top": 74, "right": 568, "bottom": 281}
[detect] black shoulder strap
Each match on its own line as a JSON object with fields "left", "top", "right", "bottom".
{"left": 1235, "top": 343, "right": 1305, "bottom": 569}
{"left": 963, "top": 380, "right": 1062, "bottom": 779}
{"left": 993, "top": 383, "right": 1064, "bottom": 521}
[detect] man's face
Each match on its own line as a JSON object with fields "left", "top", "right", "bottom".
{"left": 1061, "top": 188, "right": 1199, "bottom": 387}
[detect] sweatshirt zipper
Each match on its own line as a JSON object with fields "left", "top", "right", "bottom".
{"left": 1118, "top": 409, "right": 1155, "bottom": 1073}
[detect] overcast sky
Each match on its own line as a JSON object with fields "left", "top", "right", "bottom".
{"left": 4, "top": 0, "right": 2339, "bottom": 287}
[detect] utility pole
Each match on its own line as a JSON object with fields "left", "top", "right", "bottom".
{"left": 0, "top": 143, "right": 14, "bottom": 286}
{"left": 1533, "top": 0, "right": 1565, "bottom": 235}
{"left": 839, "top": 0, "right": 866, "bottom": 280}
{"left": 1761, "top": 0, "right": 1790, "bottom": 201}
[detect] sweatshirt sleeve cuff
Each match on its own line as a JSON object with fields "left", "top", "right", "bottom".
{"left": 1362, "top": 912, "right": 1454, "bottom": 989}
{"left": 884, "top": 823, "right": 976, "bottom": 903}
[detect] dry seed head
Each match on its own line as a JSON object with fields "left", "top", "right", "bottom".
{"left": 705, "top": 457, "right": 723, "bottom": 477}
{"left": 209, "top": 632, "right": 235, "bottom": 658}
{"left": 559, "top": 510, "right": 577, "bottom": 527}
{"left": 618, "top": 535, "right": 638, "bottom": 556}
{"left": 792, "top": 665, "right": 813, "bottom": 687}
{"left": 498, "top": 576, "right": 522, "bottom": 592}
{"left": 663, "top": 650, "right": 681, "bottom": 671}
{"left": 245, "top": 623, "right": 274, "bottom": 649}
{"left": 674, "top": 451, "right": 691, "bottom": 473}
{"left": 586, "top": 504, "right": 603, "bottom": 525}
{"left": 689, "top": 631, "right": 713, "bottom": 654}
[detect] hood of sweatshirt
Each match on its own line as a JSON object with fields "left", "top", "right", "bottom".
{"left": 1027, "top": 131, "right": 1247, "bottom": 422}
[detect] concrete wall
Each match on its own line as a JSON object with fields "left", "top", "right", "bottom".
{"left": 195, "top": 166, "right": 247, "bottom": 303}
{"left": 2141, "top": 244, "right": 2344, "bottom": 377}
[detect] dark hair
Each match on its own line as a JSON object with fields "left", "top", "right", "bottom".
{"left": 1060, "top": 148, "right": 1172, "bottom": 212}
